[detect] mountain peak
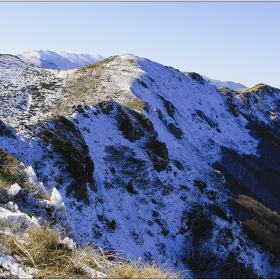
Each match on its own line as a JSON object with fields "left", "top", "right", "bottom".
{"left": 244, "top": 83, "right": 272, "bottom": 93}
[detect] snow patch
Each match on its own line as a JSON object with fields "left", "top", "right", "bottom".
{"left": 8, "top": 183, "right": 21, "bottom": 196}
{"left": 0, "top": 204, "right": 40, "bottom": 227}
{"left": 25, "top": 165, "right": 37, "bottom": 185}
{"left": 47, "top": 188, "right": 75, "bottom": 235}
{"left": 0, "top": 254, "right": 34, "bottom": 279}
{"left": 50, "top": 187, "right": 64, "bottom": 207}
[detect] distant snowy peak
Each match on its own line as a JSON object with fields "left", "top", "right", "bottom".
{"left": 17, "top": 50, "right": 105, "bottom": 70}
{"left": 202, "top": 75, "right": 248, "bottom": 92}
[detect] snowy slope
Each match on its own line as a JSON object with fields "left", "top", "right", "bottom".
{"left": 1, "top": 53, "right": 280, "bottom": 278}
{"left": 17, "top": 50, "right": 105, "bottom": 70}
{"left": 0, "top": 54, "right": 72, "bottom": 128}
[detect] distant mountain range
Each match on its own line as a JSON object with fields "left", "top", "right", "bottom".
{"left": 17, "top": 50, "right": 105, "bottom": 70}
{"left": 202, "top": 75, "right": 248, "bottom": 92}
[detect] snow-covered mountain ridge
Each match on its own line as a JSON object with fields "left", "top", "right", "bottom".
{"left": 1, "top": 53, "right": 280, "bottom": 278}
{"left": 17, "top": 50, "right": 105, "bottom": 70}
{"left": 201, "top": 75, "right": 248, "bottom": 92}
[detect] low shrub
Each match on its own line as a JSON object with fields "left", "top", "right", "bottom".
{"left": 219, "top": 252, "right": 260, "bottom": 278}
{"left": 191, "top": 208, "right": 214, "bottom": 241}
{"left": 230, "top": 194, "right": 280, "bottom": 258}
{"left": 183, "top": 244, "right": 219, "bottom": 278}
{"left": 235, "top": 194, "right": 280, "bottom": 229}
{"left": 243, "top": 218, "right": 280, "bottom": 258}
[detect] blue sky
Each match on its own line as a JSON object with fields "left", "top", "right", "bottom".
{"left": 1, "top": 2, "right": 280, "bottom": 88}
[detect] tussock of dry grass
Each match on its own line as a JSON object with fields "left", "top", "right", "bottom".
{"left": 0, "top": 148, "right": 49, "bottom": 200}
{"left": 106, "top": 259, "right": 178, "bottom": 279}
{"left": 1, "top": 222, "right": 92, "bottom": 278}
{"left": 1, "top": 221, "right": 178, "bottom": 279}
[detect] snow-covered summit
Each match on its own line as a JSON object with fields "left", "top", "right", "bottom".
{"left": 17, "top": 50, "right": 105, "bottom": 70}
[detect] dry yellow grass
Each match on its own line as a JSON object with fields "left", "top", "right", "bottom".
{"left": 106, "top": 259, "right": 178, "bottom": 279}
{"left": 1, "top": 220, "right": 179, "bottom": 279}
{"left": 0, "top": 148, "right": 49, "bottom": 200}
{"left": 2, "top": 223, "right": 90, "bottom": 278}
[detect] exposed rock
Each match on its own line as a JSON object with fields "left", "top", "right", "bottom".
{"left": 186, "top": 72, "right": 205, "bottom": 85}
{"left": 37, "top": 116, "right": 96, "bottom": 203}
{"left": 145, "top": 137, "right": 170, "bottom": 172}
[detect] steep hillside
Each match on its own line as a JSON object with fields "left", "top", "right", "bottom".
{"left": 1, "top": 53, "right": 280, "bottom": 278}
{"left": 18, "top": 50, "right": 105, "bottom": 70}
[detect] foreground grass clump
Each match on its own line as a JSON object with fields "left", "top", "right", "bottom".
{"left": 2, "top": 224, "right": 87, "bottom": 278}
{"left": 0, "top": 148, "right": 25, "bottom": 189}
{"left": 107, "top": 259, "right": 178, "bottom": 279}
{"left": 1, "top": 221, "right": 177, "bottom": 279}
{"left": 0, "top": 148, "right": 48, "bottom": 200}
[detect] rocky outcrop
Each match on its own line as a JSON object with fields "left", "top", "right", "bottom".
{"left": 185, "top": 72, "right": 205, "bottom": 85}
{"left": 36, "top": 116, "right": 96, "bottom": 204}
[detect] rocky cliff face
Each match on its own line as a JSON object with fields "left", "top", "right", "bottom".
{"left": 1, "top": 53, "right": 280, "bottom": 278}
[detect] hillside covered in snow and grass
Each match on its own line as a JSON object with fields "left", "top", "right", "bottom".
{"left": 1, "top": 52, "right": 280, "bottom": 278}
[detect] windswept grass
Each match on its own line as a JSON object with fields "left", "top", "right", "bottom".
{"left": 0, "top": 149, "right": 49, "bottom": 200}
{"left": 107, "top": 259, "right": 178, "bottom": 279}
{"left": 0, "top": 149, "right": 25, "bottom": 189}
{"left": 1, "top": 220, "right": 178, "bottom": 279}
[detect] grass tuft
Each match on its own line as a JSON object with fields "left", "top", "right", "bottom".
{"left": 0, "top": 148, "right": 48, "bottom": 200}
{"left": 106, "top": 259, "right": 178, "bottom": 279}
{"left": 1, "top": 220, "right": 178, "bottom": 279}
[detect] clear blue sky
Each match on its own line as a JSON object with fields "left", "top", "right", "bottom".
{"left": 1, "top": 2, "right": 280, "bottom": 88}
